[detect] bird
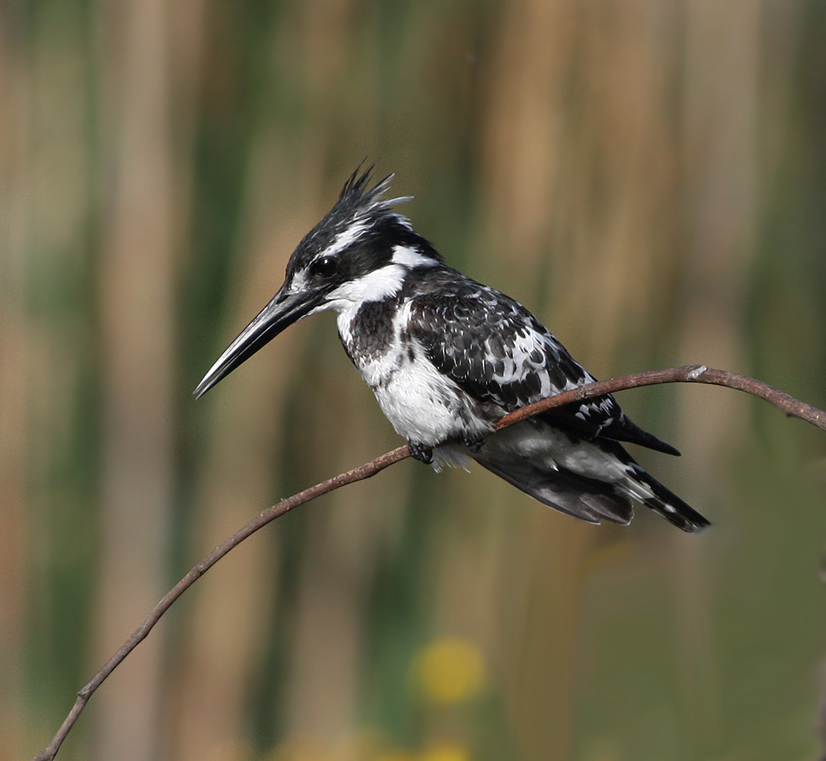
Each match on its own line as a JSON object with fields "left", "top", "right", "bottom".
{"left": 194, "top": 165, "right": 709, "bottom": 533}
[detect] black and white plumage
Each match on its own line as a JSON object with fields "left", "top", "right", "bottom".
{"left": 195, "top": 167, "right": 709, "bottom": 532}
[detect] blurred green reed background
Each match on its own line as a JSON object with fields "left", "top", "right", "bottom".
{"left": 3, "top": 1, "right": 826, "bottom": 760}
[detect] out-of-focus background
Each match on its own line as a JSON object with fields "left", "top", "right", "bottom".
{"left": 3, "top": 2, "right": 826, "bottom": 760}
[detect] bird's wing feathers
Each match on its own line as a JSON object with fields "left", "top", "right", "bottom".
{"left": 473, "top": 447, "right": 634, "bottom": 526}
{"left": 408, "top": 274, "right": 678, "bottom": 455}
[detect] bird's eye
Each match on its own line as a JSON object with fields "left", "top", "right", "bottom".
{"left": 310, "top": 256, "right": 339, "bottom": 279}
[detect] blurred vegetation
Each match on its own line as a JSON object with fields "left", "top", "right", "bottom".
{"left": 2, "top": 1, "right": 826, "bottom": 760}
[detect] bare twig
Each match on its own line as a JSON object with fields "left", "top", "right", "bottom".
{"left": 32, "top": 365, "right": 826, "bottom": 761}
{"left": 494, "top": 364, "right": 826, "bottom": 431}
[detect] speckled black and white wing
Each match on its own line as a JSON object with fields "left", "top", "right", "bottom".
{"left": 407, "top": 271, "right": 677, "bottom": 454}
{"left": 406, "top": 269, "right": 709, "bottom": 533}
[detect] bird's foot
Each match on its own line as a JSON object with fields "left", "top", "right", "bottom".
{"left": 408, "top": 441, "right": 434, "bottom": 464}
{"left": 462, "top": 435, "right": 486, "bottom": 453}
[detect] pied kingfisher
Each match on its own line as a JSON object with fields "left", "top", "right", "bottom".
{"left": 195, "top": 166, "right": 709, "bottom": 532}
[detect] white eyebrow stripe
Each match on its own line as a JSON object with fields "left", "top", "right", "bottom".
{"left": 316, "top": 221, "right": 370, "bottom": 262}
{"left": 391, "top": 244, "right": 437, "bottom": 268}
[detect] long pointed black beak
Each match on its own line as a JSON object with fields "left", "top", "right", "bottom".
{"left": 194, "top": 284, "right": 321, "bottom": 398}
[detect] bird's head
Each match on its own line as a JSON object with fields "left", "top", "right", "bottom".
{"left": 194, "top": 165, "right": 441, "bottom": 397}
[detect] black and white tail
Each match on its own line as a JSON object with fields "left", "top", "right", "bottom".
{"left": 469, "top": 423, "right": 709, "bottom": 533}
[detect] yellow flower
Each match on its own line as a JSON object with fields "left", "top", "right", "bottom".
{"left": 420, "top": 741, "right": 471, "bottom": 761}
{"left": 413, "top": 637, "right": 486, "bottom": 705}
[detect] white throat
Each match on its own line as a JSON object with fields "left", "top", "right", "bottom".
{"left": 327, "top": 263, "right": 407, "bottom": 309}
{"left": 309, "top": 244, "right": 437, "bottom": 322}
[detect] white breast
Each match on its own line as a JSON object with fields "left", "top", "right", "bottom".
{"left": 336, "top": 302, "right": 491, "bottom": 447}
{"left": 372, "top": 356, "right": 468, "bottom": 446}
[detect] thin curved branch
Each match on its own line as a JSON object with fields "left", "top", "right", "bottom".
{"left": 495, "top": 364, "right": 826, "bottom": 431}
{"left": 32, "top": 365, "right": 826, "bottom": 761}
